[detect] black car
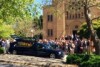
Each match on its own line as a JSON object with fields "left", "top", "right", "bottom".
{"left": 10, "top": 39, "right": 64, "bottom": 59}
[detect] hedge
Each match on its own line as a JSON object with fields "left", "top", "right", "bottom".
{"left": 66, "top": 54, "right": 100, "bottom": 67}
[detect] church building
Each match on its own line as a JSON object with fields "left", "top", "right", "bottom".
{"left": 43, "top": 0, "right": 100, "bottom": 39}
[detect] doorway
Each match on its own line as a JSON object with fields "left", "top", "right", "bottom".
{"left": 72, "top": 30, "right": 77, "bottom": 36}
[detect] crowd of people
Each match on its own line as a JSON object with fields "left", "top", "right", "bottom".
{"left": 0, "top": 34, "right": 95, "bottom": 55}
{"left": 0, "top": 38, "right": 16, "bottom": 54}
{"left": 37, "top": 34, "right": 95, "bottom": 55}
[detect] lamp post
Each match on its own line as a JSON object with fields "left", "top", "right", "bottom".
{"left": 31, "top": 29, "right": 34, "bottom": 37}
{"left": 88, "top": 13, "right": 92, "bottom": 19}
{"left": 88, "top": 12, "right": 93, "bottom": 27}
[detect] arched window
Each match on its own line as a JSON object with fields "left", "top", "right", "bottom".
{"left": 75, "top": 25, "right": 78, "bottom": 29}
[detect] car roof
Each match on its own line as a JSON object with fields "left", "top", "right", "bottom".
{"left": 15, "top": 38, "right": 36, "bottom": 43}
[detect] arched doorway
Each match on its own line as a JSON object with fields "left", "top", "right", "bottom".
{"left": 72, "top": 25, "right": 78, "bottom": 36}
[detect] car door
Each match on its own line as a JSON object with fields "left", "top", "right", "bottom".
{"left": 26, "top": 44, "right": 37, "bottom": 56}
{"left": 36, "top": 44, "right": 48, "bottom": 56}
{"left": 14, "top": 42, "right": 26, "bottom": 54}
{"left": 21, "top": 42, "right": 36, "bottom": 55}
{"left": 16, "top": 41, "right": 32, "bottom": 55}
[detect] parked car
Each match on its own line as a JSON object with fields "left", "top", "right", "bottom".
{"left": 9, "top": 39, "right": 64, "bottom": 59}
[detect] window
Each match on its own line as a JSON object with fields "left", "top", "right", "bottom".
{"left": 66, "top": 11, "right": 69, "bottom": 19}
{"left": 17, "top": 42, "right": 32, "bottom": 47}
{"left": 51, "top": 15, "right": 53, "bottom": 21}
{"left": 78, "top": 13, "right": 80, "bottom": 18}
{"left": 72, "top": 14, "right": 74, "bottom": 19}
{"left": 75, "top": 25, "right": 78, "bottom": 29}
{"left": 37, "top": 44, "right": 44, "bottom": 50}
{"left": 47, "top": 15, "right": 50, "bottom": 21}
{"left": 69, "top": 14, "right": 72, "bottom": 19}
{"left": 81, "top": 12, "right": 84, "bottom": 18}
{"left": 47, "top": 29, "right": 53, "bottom": 36}
{"left": 47, "top": 29, "right": 50, "bottom": 36}
{"left": 47, "top": 15, "right": 53, "bottom": 22}
{"left": 72, "top": 2, "right": 75, "bottom": 4}
{"left": 75, "top": 13, "right": 77, "bottom": 19}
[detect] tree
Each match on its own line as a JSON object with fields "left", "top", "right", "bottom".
{"left": 13, "top": 20, "right": 34, "bottom": 37}
{"left": 38, "top": 15, "right": 43, "bottom": 29}
{"left": 33, "top": 15, "right": 43, "bottom": 29}
{"left": 44, "top": 0, "right": 100, "bottom": 55}
{"left": 0, "top": 0, "right": 44, "bottom": 38}
{"left": 32, "top": 15, "right": 43, "bottom": 37}
{"left": 0, "top": 0, "right": 34, "bottom": 24}
{"left": 14, "top": 17, "right": 43, "bottom": 37}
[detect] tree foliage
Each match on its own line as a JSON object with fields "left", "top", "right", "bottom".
{"left": 14, "top": 16, "right": 43, "bottom": 37}
{"left": 79, "top": 20, "right": 100, "bottom": 38}
{"left": 13, "top": 19, "right": 33, "bottom": 37}
{"left": 0, "top": 24, "right": 14, "bottom": 38}
{"left": 33, "top": 15, "right": 43, "bottom": 29}
{"left": 0, "top": 0, "right": 34, "bottom": 24}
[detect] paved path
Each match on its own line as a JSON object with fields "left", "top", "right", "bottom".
{"left": 0, "top": 54, "right": 78, "bottom": 67}
{"left": 0, "top": 64, "right": 16, "bottom": 67}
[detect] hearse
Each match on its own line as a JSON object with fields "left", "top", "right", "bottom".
{"left": 9, "top": 38, "right": 64, "bottom": 59}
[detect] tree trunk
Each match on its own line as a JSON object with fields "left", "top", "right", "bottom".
{"left": 84, "top": 5, "right": 100, "bottom": 55}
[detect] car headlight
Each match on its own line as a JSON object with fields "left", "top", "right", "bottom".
{"left": 58, "top": 51, "right": 62, "bottom": 55}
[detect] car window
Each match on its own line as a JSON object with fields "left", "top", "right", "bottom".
{"left": 37, "top": 44, "right": 44, "bottom": 49}
{"left": 44, "top": 45, "right": 51, "bottom": 49}
{"left": 17, "top": 42, "right": 32, "bottom": 47}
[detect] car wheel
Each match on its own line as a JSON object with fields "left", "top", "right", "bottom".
{"left": 50, "top": 53, "right": 55, "bottom": 58}
{"left": 12, "top": 50, "right": 17, "bottom": 55}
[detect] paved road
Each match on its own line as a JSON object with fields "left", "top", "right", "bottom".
{"left": 0, "top": 63, "right": 28, "bottom": 67}
{"left": 0, "top": 54, "right": 78, "bottom": 67}
{"left": 0, "top": 63, "right": 33, "bottom": 67}
{"left": 0, "top": 54, "right": 62, "bottom": 67}
{"left": 0, "top": 64, "right": 15, "bottom": 67}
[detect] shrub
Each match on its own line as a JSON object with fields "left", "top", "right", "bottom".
{"left": 66, "top": 54, "right": 100, "bottom": 67}
{"left": 67, "top": 54, "right": 90, "bottom": 65}
{"left": 0, "top": 47, "right": 4, "bottom": 54}
{"left": 80, "top": 59, "right": 100, "bottom": 67}
{"left": 80, "top": 55, "right": 100, "bottom": 67}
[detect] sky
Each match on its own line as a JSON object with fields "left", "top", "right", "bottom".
{"left": 34, "top": 0, "right": 43, "bottom": 15}
{"left": 34, "top": 0, "right": 52, "bottom": 4}
{"left": 33, "top": 0, "right": 52, "bottom": 15}
{"left": 34, "top": 0, "right": 43, "bottom": 4}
